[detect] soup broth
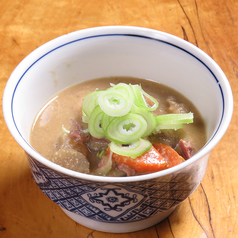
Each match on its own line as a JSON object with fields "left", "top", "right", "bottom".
{"left": 31, "top": 77, "right": 206, "bottom": 176}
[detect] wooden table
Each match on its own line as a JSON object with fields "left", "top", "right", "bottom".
{"left": 0, "top": 0, "right": 237, "bottom": 237}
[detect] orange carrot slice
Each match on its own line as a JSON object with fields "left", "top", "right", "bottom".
{"left": 110, "top": 146, "right": 167, "bottom": 172}
{"left": 152, "top": 143, "right": 185, "bottom": 168}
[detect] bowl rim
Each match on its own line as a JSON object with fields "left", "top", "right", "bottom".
{"left": 3, "top": 25, "right": 233, "bottom": 183}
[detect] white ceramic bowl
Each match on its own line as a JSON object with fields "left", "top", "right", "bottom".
{"left": 3, "top": 26, "right": 233, "bottom": 233}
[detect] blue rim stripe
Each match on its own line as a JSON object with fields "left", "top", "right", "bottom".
{"left": 11, "top": 33, "right": 225, "bottom": 147}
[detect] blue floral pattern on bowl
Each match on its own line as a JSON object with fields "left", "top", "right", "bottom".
{"left": 26, "top": 153, "right": 202, "bottom": 223}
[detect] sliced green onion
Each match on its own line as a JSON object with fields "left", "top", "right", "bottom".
{"left": 131, "top": 84, "right": 159, "bottom": 111}
{"left": 106, "top": 113, "right": 147, "bottom": 144}
{"left": 96, "top": 149, "right": 113, "bottom": 175}
{"left": 82, "top": 115, "right": 89, "bottom": 123}
{"left": 82, "top": 83, "right": 194, "bottom": 159}
{"left": 110, "top": 138, "right": 152, "bottom": 159}
{"left": 88, "top": 105, "right": 105, "bottom": 139}
{"left": 62, "top": 125, "right": 70, "bottom": 134}
{"left": 101, "top": 113, "right": 114, "bottom": 131}
{"left": 156, "top": 112, "right": 194, "bottom": 125}
{"left": 155, "top": 112, "right": 193, "bottom": 130}
{"left": 110, "top": 83, "right": 135, "bottom": 103}
{"left": 82, "top": 91, "right": 101, "bottom": 116}
{"left": 98, "top": 89, "right": 132, "bottom": 117}
{"left": 97, "top": 147, "right": 107, "bottom": 159}
{"left": 134, "top": 107, "right": 157, "bottom": 137}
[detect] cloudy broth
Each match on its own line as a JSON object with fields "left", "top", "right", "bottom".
{"left": 30, "top": 77, "right": 206, "bottom": 176}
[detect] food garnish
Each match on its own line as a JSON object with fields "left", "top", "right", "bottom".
{"left": 82, "top": 83, "right": 194, "bottom": 159}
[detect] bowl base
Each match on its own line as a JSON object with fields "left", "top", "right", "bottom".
{"left": 61, "top": 206, "right": 176, "bottom": 233}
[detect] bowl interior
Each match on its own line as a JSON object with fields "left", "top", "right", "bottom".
{"left": 4, "top": 27, "right": 231, "bottom": 179}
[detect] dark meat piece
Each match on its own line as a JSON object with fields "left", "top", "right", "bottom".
{"left": 92, "top": 137, "right": 111, "bottom": 143}
{"left": 68, "top": 120, "right": 90, "bottom": 143}
{"left": 55, "top": 120, "right": 89, "bottom": 157}
{"left": 117, "top": 163, "right": 136, "bottom": 176}
{"left": 68, "top": 120, "right": 109, "bottom": 153}
{"left": 148, "top": 130, "right": 180, "bottom": 149}
{"left": 87, "top": 137, "right": 110, "bottom": 152}
{"left": 179, "top": 139, "right": 195, "bottom": 159}
{"left": 87, "top": 140, "right": 109, "bottom": 152}
{"left": 69, "top": 130, "right": 90, "bottom": 142}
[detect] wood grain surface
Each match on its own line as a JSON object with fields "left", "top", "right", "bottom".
{"left": 0, "top": 0, "right": 237, "bottom": 237}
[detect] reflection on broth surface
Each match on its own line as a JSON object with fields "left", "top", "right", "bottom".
{"left": 30, "top": 77, "right": 206, "bottom": 176}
